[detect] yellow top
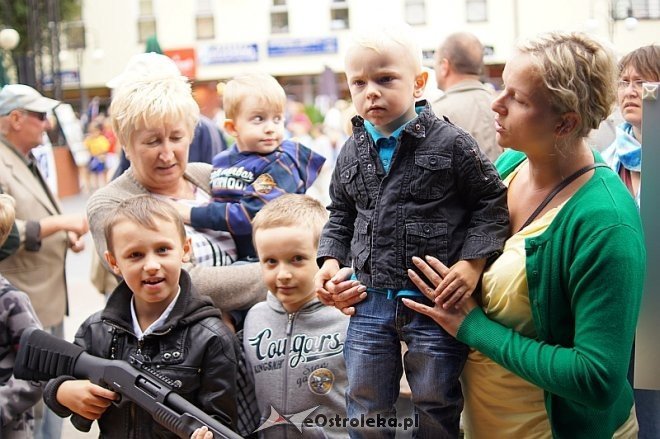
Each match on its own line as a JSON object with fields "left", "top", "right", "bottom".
{"left": 461, "top": 164, "right": 638, "bottom": 438}
{"left": 461, "top": 165, "right": 557, "bottom": 439}
{"left": 85, "top": 134, "right": 110, "bottom": 157}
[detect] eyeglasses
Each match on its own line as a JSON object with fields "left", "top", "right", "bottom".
{"left": 617, "top": 80, "right": 647, "bottom": 92}
{"left": 20, "top": 110, "right": 48, "bottom": 121}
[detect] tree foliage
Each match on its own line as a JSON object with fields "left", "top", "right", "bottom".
{"left": 0, "top": 0, "right": 81, "bottom": 55}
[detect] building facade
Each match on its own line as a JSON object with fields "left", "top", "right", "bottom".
{"left": 57, "top": 0, "right": 660, "bottom": 110}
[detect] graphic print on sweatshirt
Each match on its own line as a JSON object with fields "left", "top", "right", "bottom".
{"left": 210, "top": 166, "right": 256, "bottom": 192}
{"left": 247, "top": 327, "right": 344, "bottom": 391}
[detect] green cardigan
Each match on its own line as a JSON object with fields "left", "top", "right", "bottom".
{"left": 457, "top": 150, "right": 646, "bottom": 438}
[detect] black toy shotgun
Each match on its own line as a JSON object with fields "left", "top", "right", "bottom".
{"left": 13, "top": 327, "right": 243, "bottom": 439}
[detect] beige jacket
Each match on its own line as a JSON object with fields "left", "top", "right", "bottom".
{"left": 432, "top": 79, "right": 502, "bottom": 163}
{"left": 86, "top": 162, "right": 266, "bottom": 311}
{"left": 0, "top": 136, "right": 68, "bottom": 328}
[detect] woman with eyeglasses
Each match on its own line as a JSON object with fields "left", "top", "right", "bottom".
{"left": 602, "top": 44, "right": 660, "bottom": 439}
{"left": 603, "top": 45, "right": 660, "bottom": 208}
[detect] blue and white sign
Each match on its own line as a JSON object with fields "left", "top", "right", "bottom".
{"left": 198, "top": 43, "right": 259, "bottom": 65}
{"left": 267, "top": 37, "right": 338, "bottom": 57}
{"left": 42, "top": 70, "right": 80, "bottom": 87}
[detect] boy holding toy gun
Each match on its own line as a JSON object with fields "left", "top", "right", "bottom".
{"left": 42, "top": 195, "right": 239, "bottom": 438}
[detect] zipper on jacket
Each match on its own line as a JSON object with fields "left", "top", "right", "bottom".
{"left": 283, "top": 312, "right": 296, "bottom": 437}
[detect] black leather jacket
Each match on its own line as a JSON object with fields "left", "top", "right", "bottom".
{"left": 44, "top": 271, "right": 238, "bottom": 438}
{"left": 318, "top": 101, "right": 509, "bottom": 290}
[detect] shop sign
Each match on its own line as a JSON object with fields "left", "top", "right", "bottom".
{"left": 198, "top": 43, "right": 259, "bottom": 65}
{"left": 164, "top": 48, "right": 196, "bottom": 79}
{"left": 267, "top": 37, "right": 338, "bottom": 57}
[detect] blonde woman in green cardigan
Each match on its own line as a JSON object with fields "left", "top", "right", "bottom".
{"left": 402, "top": 32, "right": 645, "bottom": 438}
{"left": 319, "top": 32, "right": 645, "bottom": 438}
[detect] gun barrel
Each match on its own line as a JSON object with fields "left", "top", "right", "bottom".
{"left": 166, "top": 392, "right": 243, "bottom": 439}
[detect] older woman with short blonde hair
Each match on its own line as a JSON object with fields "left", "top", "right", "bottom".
{"left": 88, "top": 72, "right": 265, "bottom": 312}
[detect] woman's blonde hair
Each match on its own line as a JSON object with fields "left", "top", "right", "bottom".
{"left": 110, "top": 73, "right": 200, "bottom": 147}
{"left": 223, "top": 72, "right": 286, "bottom": 120}
{"left": 252, "top": 194, "right": 328, "bottom": 248}
{"left": 0, "top": 194, "right": 16, "bottom": 245}
{"left": 517, "top": 32, "right": 617, "bottom": 139}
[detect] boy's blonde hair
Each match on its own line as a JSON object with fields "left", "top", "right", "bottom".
{"left": 104, "top": 195, "right": 187, "bottom": 255}
{"left": 110, "top": 73, "right": 200, "bottom": 147}
{"left": 0, "top": 194, "right": 16, "bottom": 245}
{"left": 346, "top": 21, "right": 423, "bottom": 74}
{"left": 223, "top": 72, "right": 287, "bottom": 120}
{"left": 252, "top": 194, "right": 328, "bottom": 248}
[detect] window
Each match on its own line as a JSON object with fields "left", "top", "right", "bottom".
{"left": 612, "top": 0, "right": 660, "bottom": 19}
{"left": 405, "top": 0, "right": 426, "bottom": 25}
{"left": 138, "top": 0, "right": 156, "bottom": 43}
{"left": 466, "top": 0, "right": 488, "bottom": 22}
{"left": 270, "top": 0, "right": 289, "bottom": 34}
{"left": 196, "top": 0, "right": 215, "bottom": 39}
{"left": 330, "top": 1, "right": 350, "bottom": 30}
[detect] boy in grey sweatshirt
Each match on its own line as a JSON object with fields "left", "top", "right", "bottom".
{"left": 237, "top": 194, "right": 350, "bottom": 438}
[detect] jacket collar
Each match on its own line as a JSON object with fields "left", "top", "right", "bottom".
{"left": 101, "top": 270, "right": 221, "bottom": 332}
{"left": 351, "top": 100, "right": 434, "bottom": 141}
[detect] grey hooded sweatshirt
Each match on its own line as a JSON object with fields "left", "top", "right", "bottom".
{"left": 243, "top": 292, "right": 349, "bottom": 438}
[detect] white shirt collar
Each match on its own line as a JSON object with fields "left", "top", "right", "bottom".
{"left": 131, "top": 287, "right": 181, "bottom": 339}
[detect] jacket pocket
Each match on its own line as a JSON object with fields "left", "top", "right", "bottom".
{"left": 405, "top": 222, "right": 448, "bottom": 270}
{"left": 410, "top": 152, "right": 451, "bottom": 199}
{"left": 339, "top": 161, "right": 368, "bottom": 205}
{"left": 152, "top": 364, "right": 201, "bottom": 393}
{"left": 351, "top": 215, "right": 370, "bottom": 271}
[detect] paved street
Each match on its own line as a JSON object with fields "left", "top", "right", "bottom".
{"left": 60, "top": 191, "right": 103, "bottom": 437}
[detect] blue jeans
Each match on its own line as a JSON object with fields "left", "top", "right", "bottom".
{"left": 344, "top": 292, "right": 468, "bottom": 438}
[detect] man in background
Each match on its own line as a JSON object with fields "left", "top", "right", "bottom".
{"left": 0, "top": 83, "right": 89, "bottom": 439}
{"left": 432, "top": 32, "right": 502, "bottom": 162}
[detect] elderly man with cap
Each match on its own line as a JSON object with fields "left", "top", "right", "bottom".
{"left": 0, "top": 84, "right": 89, "bottom": 439}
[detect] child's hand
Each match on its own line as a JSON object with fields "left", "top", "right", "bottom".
{"left": 191, "top": 426, "right": 214, "bottom": 439}
{"left": 314, "top": 258, "right": 341, "bottom": 305}
{"left": 168, "top": 199, "right": 192, "bottom": 224}
{"left": 56, "top": 379, "right": 118, "bottom": 420}
{"left": 434, "top": 258, "right": 486, "bottom": 309}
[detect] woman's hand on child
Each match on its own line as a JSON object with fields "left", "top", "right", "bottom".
{"left": 404, "top": 255, "right": 478, "bottom": 336}
{"left": 57, "top": 379, "right": 118, "bottom": 420}
{"left": 434, "top": 258, "right": 486, "bottom": 309}
{"left": 191, "top": 426, "right": 214, "bottom": 439}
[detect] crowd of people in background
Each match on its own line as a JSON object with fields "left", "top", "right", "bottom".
{"left": 0, "top": 19, "right": 658, "bottom": 439}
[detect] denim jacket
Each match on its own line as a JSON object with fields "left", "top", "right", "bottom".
{"left": 318, "top": 101, "right": 509, "bottom": 290}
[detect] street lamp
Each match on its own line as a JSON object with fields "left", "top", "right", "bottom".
{"left": 0, "top": 28, "right": 20, "bottom": 86}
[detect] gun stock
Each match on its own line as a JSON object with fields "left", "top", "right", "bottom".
{"left": 14, "top": 327, "right": 242, "bottom": 439}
